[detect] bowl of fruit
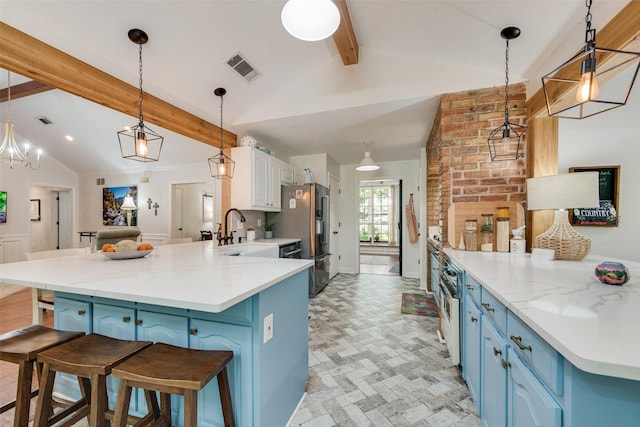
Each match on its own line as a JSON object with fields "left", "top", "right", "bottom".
{"left": 101, "top": 240, "right": 154, "bottom": 260}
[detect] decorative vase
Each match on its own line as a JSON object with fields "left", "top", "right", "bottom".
{"left": 595, "top": 262, "right": 630, "bottom": 285}
{"left": 264, "top": 231, "right": 273, "bottom": 239}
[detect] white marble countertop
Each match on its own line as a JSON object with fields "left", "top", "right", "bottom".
{"left": 0, "top": 241, "right": 312, "bottom": 313}
{"left": 444, "top": 248, "right": 640, "bottom": 381}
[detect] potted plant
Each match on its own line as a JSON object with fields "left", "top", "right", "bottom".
{"left": 264, "top": 224, "right": 274, "bottom": 239}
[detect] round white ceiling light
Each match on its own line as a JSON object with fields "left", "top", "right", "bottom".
{"left": 281, "top": 0, "right": 341, "bottom": 42}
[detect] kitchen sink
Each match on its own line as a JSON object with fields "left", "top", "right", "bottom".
{"left": 220, "top": 244, "right": 279, "bottom": 258}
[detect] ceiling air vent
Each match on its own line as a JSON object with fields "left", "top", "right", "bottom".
{"left": 226, "top": 52, "right": 261, "bottom": 83}
{"left": 36, "top": 116, "right": 54, "bottom": 125}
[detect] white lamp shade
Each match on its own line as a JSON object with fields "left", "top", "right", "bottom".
{"left": 526, "top": 172, "right": 599, "bottom": 210}
{"left": 356, "top": 152, "right": 380, "bottom": 171}
{"left": 281, "top": 0, "right": 341, "bottom": 41}
{"left": 121, "top": 195, "right": 137, "bottom": 211}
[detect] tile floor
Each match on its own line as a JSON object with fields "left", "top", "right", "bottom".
{"left": 359, "top": 255, "right": 400, "bottom": 276}
{"left": 291, "top": 273, "right": 480, "bottom": 427}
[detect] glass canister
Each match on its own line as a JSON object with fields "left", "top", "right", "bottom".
{"left": 465, "top": 220, "right": 477, "bottom": 251}
{"left": 481, "top": 214, "right": 494, "bottom": 232}
{"left": 481, "top": 231, "right": 493, "bottom": 251}
{"left": 497, "top": 217, "right": 510, "bottom": 252}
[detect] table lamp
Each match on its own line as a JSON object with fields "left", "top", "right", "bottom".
{"left": 526, "top": 172, "right": 599, "bottom": 260}
{"left": 120, "top": 194, "right": 137, "bottom": 226}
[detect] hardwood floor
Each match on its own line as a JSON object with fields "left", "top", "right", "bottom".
{"left": 1, "top": 287, "right": 54, "bottom": 426}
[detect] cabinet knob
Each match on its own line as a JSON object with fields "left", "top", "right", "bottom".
{"left": 122, "top": 316, "right": 131, "bottom": 323}
{"left": 135, "top": 319, "right": 143, "bottom": 326}
{"left": 481, "top": 303, "right": 495, "bottom": 313}
{"left": 465, "top": 284, "right": 474, "bottom": 290}
{"left": 493, "top": 347, "right": 502, "bottom": 357}
{"left": 510, "top": 335, "right": 532, "bottom": 352}
{"left": 501, "top": 358, "right": 511, "bottom": 369}
{"left": 470, "top": 316, "right": 478, "bottom": 323}
{"left": 77, "top": 309, "right": 86, "bottom": 316}
{"left": 189, "top": 328, "right": 198, "bottom": 336}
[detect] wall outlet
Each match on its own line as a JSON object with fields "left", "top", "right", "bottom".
{"left": 257, "top": 219, "right": 262, "bottom": 227}
{"left": 263, "top": 313, "right": 273, "bottom": 343}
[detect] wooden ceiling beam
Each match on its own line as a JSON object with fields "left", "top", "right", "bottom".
{"left": 0, "top": 80, "right": 54, "bottom": 103}
{"left": 332, "top": 0, "right": 359, "bottom": 65}
{"left": 526, "top": 0, "right": 640, "bottom": 119}
{"left": 0, "top": 22, "right": 236, "bottom": 149}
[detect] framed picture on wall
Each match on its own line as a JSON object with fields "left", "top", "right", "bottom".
{"left": 30, "top": 199, "right": 41, "bottom": 222}
{"left": 103, "top": 186, "right": 137, "bottom": 226}
{"left": 0, "top": 191, "right": 7, "bottom": 223}
{"left": 569, "top": 166, "right": 620, "bottom": 226}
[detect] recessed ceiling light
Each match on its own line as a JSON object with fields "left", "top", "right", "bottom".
{"left": 65, "top": 135, "right": 74, "bottom": 142}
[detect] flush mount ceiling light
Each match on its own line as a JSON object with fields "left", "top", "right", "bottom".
{"left": 488, "top": 27, "right": 526, "bottom": 162}
{"left": 281, "top": 0, "right": 340, "bottom": 41}
{"left": 208, "top": 88, "right": 235, "bottom": 179}
{"left": 1, "top": 71, "right": 41, "bottom": 170}
{"left": 542, "top": 0, "right": 640, "bottom": 119}
{"left": 356, "top": 141, "right": 380, "bottom": 172}
{"left": 117, "top": 29, "right": 164, "bottom": 162}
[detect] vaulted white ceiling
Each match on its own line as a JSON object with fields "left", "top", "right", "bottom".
{"left": 0, "top": 0, "right": 631, "bottom": 175}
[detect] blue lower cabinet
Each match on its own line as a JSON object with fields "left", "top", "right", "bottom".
{"left": 507, "top": 348, "right": 562, "bottom": 427}
{"left": 92, "top": 303, "right": 136, "bottom": 411}
{"left": 136, "top": 310, "right": 189, "bottom": 425}
{"left": 481, "top": 319, "right": 507, "bottom": 427}
{"left": 463, "top": 294, "right": 482, "bottom": 409}
{"left": 53, "top": 296, "right": 92, "bottom": 401}
{"left": 189, "top": 319, "right": 252, "bottom": 427}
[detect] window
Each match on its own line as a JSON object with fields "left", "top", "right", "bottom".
{"left": 359, "top": 183, "right": 397, "bottom": 243}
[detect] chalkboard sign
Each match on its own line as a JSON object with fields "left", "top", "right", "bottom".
{"left": 569, "top": 166, "right": 619, "bottom": 226}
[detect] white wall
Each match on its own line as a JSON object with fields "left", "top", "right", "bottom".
{"left": 0, "top": 156, "right": 78, "bottom": 262}
{"left": 340, "top": 159, "right": 422, "bottom": 281}
{"left": 558, "top": 87, "right": 639, "bottom": 262}
{"left": 289, "top": 153, "right": 328, "bottom": 186}
{"left": 78, "top": 162, "right": 221, "bottom": 246}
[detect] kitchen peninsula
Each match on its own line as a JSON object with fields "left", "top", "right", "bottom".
{"left": 446, "top": 248, "right": 640, "bottom": 427}
{"left": 0, "top": 241, "right": 313, "bottom": 427}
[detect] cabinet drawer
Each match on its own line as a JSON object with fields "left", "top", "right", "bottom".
{"left": 507, "top": 312, "right": 563, "bottom": 395}
{"left": 480, "top": 290, "right": 507, "bottom": 336}
{"left": 464, "top": 275, "right": 482, "bottom": 305}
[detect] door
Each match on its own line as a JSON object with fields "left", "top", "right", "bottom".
{"left": 329, "top": 174, "right": 340, "bottom": 279}
{"left": 172, "top": 187, "right": 184, "bottom": 238}
{"left": 57, "top": 190, "right": 72, "bottom": 249}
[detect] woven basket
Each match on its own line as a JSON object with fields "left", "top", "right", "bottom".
{"left": 535, "top": 223, "right": 591, "bottom": 261}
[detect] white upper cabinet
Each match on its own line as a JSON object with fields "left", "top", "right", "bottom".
{"left": 231, "top": 147, "right": 283, "bottom": 212}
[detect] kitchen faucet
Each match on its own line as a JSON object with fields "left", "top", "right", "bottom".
{"left": 221, "top": 208, "right": 246, "bottom": 245}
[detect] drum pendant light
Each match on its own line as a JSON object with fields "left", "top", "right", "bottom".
{"left": 487, "top": 27, "right": 526, "bottom": 162}
{"left": 208, "top": 88, "right": 235, "bottom": 179}
{"left": 541, "top": 0, "right": 640, "bottom": 119}
{"left": 117, "top": 29, "right": 164, "bottom": 162}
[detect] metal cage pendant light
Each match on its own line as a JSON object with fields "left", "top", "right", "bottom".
{"left": 488, "top": 27, "right": 526, "bottom": 162}
{"left": 542, "top": 0, "right": 640, "bottom": 119}
{"left": 117, "top": 29, "right": 164, "bottom": 162}
{"left": 1, "top": 71, "right": 42, "bottom": 170}
{"left": 208, "top": 88, "right": 235, "bottom": 179}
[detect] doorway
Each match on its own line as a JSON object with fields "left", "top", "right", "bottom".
{"left": 171, "top": 182, "right": 219, "bottom": 241}
{"left": 358, "top": 179, "right": 402, "bottom": 276}
{"left": 30, "top": 186, "right": 73, "bottom": 252}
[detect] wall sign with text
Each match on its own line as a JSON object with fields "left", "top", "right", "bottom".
{"left": 569, "top": 166, "right": 620, "bottom": 227}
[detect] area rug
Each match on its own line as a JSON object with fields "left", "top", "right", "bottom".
{"left": 401, "top": 293, "right": 438, "bottom": 317}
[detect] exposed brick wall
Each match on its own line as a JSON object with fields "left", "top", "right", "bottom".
{"left": 426, "top": 83, "right": 527, "bottom": 247}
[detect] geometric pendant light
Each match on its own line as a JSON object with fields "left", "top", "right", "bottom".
{"left": 487, "top": 27, "right": 526, "bottom": 161}
{"left": 541, "top": 0, "right": 640, "bottom": 119}
{"left": 208, "top": 88, "right": 235, "bottom": 179}
{"left": 117, "top": 28, "right": 164, "bottom": 162}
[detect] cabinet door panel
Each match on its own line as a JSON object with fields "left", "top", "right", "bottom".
{"left": 508, "top": 348, "right": 562, "bottom": 427}
{"left": 463, "top": 294, "right": 482, "bottom": 410}
{"left": 253, "top": 154, "right": 270, "bottom": 208}
{"left": 189, "top": 319, "right": 252, "bottom": 427}
{"left": 481, "top": 319, "right": 507, "bottom": 427}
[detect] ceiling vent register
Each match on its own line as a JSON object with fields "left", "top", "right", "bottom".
{"left": 226, "top": 53, "right": 261, "bottom": 82}
{"left": 36, "top": 116, "right": 54, "bottom": 125}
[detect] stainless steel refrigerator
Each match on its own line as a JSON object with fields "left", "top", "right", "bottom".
{"left": 268, "top": 183, "right": 330, "bottom": 297}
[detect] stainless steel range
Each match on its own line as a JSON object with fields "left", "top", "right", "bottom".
{"left": 438, "top": 252, "right": 463, "bottom": 365}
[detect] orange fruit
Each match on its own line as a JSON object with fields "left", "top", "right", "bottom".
{"left": 102, "top": 244, "right": 114, "bottom": 252}
{"left": 137, "top": 243, "right": 153, "bottom": 251}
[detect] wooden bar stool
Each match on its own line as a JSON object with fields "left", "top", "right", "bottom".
{"left": 111, "top": 342, "right": 235, "bottom": 427}
{"left": 33, "top": 333, "right": 152, "bottom": 427}
{"left": 0, "top": 325, "right": 85, "bottom": 427}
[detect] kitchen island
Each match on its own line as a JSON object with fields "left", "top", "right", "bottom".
{"left": 0, "top": 241, "right": 313, "bottom": 427}
{"left": 446, "top": 248, "right": 640, "bottom": 427}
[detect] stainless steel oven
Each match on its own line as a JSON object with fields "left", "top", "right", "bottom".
{"left": 279, "top": 241, "right": 302, "bottom": 259}
{"left": 439, "top": 254, "right": 463, "bottom": 365}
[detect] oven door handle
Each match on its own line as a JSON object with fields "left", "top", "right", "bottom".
{"left": 283, "top": 248, "right": 302, "bottom": 257}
